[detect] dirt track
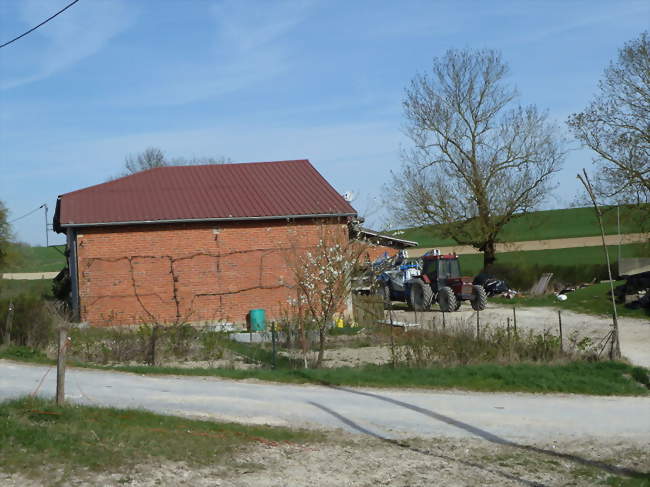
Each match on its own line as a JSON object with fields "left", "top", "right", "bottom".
{"left": 410, "top": 232, "right": 648, "bottom": 257}
{"left": 3, "top": 436, "right": 648, "bottom": 486}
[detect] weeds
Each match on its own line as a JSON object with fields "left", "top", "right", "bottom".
{"left": 67, "top": 324, "right": 230, "bottom": 366}
{"left": 385, "top": 322, "right": 582, "bottom": 368}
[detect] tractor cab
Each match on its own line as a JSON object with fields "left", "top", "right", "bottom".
{"left": 420, "top": 250, "right": 470, "bottom": 295}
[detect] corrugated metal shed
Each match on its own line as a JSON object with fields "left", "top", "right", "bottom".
{"left": 55, "top": 159, "right": 356, "bottom": 230}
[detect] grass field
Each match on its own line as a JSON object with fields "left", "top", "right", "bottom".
{"left": 394, "top": 205, "right": 649, "bottom": 248}
{"left": 0, "top": 396, "right": 319, "bottom": 477}
{"left": 0, "top": 278, "right": 53, "bottom": 299}
{"left": 458, "top": 243, "right": 648, "bottom": 276}
{"left": 2, "top": 243, "right": 66, "bottom": 273}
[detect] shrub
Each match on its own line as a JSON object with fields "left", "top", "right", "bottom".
{"left": 631, "top": 366, "right": 650, "bottom": 388}
{"left": 0, "top": 294, "right": 56, "bottom": 349}
{"left": 389, "top": 322, "right": 584, "bottom": 368}
{"left": 200, "top": 331, "right": 225, "bottom": 365}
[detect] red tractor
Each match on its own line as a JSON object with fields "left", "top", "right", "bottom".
{"left": 405, "top": 251, "right": 487, "bottom": 312}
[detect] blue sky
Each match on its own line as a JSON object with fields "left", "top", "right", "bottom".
{"left": 1, "top": 0, "right": 648, "bottom": 245}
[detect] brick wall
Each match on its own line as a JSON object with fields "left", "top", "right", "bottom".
{"left": 75, "top": 219, "right": 348, "bottom": 326}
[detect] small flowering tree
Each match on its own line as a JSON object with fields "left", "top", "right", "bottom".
{"left": 289, "top": 225, "right": 365, "bottom": 367}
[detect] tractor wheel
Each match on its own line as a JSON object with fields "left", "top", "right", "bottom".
{"left": 453, "top": 298, "right": 462, "bottom": 311}
{"left": 438, "top": 286, "right": 457, "bottom": 313}
{"left": 471, "top": 285, "right": 488, "bottom": 311}
{"left": 410, "top": 280, "right": 433, "bottom": 312}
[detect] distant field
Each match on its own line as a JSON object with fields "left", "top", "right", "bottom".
{"left": 2, "top": 244, "right": 66, "bottom": 273}
{"left": 394, "top": 205, "right": 648, "bottom": 248}
{"left": 457, "top": 243, "right": 648, "bottom": 276}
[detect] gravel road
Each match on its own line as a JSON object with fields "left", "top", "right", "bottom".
{"left": 2, "top": 360, "right": 648, "bottom": 444}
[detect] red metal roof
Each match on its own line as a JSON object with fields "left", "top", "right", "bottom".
{"left": 55, "top": 160, "right": 356, "bottom": 230}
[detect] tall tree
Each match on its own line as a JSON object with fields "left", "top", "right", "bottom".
{"left": 386, "top": 48, "right": 566, "bottom": 267}
{"left": 0, "top": 201, "right": 12, "bottom": 270}
{"left": 567, "top": 31, "right": 650, "bottom": 205}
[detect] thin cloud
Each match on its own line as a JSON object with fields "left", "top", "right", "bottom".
{"left": 117, "top": 0, "right": 316, "bottom": 106}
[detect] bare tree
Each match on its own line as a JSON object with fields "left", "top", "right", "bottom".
{"left": 169, "top": 155, "right": 232, "bottom": 165}
{"left": 386, "top": 49, "right": 566, "bottom": 268}
{"left": 124, "top": 147, "right": 166, "bottom": 174}
{"left": 123, "top": 148, "right": 231, "bottom": 176}
{"left": 567, "top": 31, "right": 650, "bottom": 205}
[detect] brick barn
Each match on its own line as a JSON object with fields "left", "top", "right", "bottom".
{"left": 53, "top": 159, "right": 358, "bottom": 326}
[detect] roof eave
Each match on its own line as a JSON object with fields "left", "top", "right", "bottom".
{"left": 58, "top": 212, "right": 358, "bottom": 230}
{"left": 357, "top": 227, "right": 418, "bottom": 247}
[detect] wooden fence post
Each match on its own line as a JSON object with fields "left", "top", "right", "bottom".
{"left": 507, "top": 317, "right": 511, "bottom": 361}
{"left": 56, "top": 326, "right": 69, "bottom": 406}
{"left": 271, "top": 322, "right": 277, "bottom": 369}
{"left": 476, "top": 310, "right": 480, "bottom": 339}
{"left": 2, "top": 301, "right": 14, "bottom": 348}
{"left": 513, "top": 306, "right": 517, "bottom": 333}
{"left": 558, "top": 310, "right": 563, "bottom": 352}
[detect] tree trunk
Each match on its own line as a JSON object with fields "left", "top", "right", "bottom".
{"left": 316, "top": 327, "right": 326, "bottom": 367}
{"left": 482, "top": 240, "right": 497, "bottom": 268}
{"left": 299, "top": 321, "right": 309, "bottom": 369}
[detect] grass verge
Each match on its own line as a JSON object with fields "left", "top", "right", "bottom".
{"left": 0, "top": 278, "right": 53, "bottom": 299}
{"left": 491, "top": 281, "right": 650, "bottom": 319}
{"left": 1, "top": 348, "right": 647, "bottom": 396}
{"left": 0, "top": 396, "right": 320, "bottom": 477}
{"left": 606, "top": 475, "right": 650, "bottom": 486}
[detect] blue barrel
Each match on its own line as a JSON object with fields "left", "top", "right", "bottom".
{"left": 249, "top": 309, "right": 266, "bottom": 332}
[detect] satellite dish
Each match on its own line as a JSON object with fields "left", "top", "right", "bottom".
{"left": 343, "top": 191, "right": 357, "bottom": 202}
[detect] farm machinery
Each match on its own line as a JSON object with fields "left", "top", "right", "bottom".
{"left": 405, "top": 250, "right": 487, "bottom": 312}
{"left": 373, "top": 250, "right": 487, "bottom": 312}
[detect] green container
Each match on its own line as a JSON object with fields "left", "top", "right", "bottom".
{"left": 249, "top": 309, "right": 266, "bottom": 332}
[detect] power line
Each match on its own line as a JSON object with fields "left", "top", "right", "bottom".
{"left": 9, "top": 204, "right": 45, "bottom": 224}
{"left": 0, "top": 0, "right": 81, "bottom": 49}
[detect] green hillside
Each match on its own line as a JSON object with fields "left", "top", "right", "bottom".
{"left": 457, "top": 242, "right": 648, "bottom": 276}
{"left": 2, "top": 244, "right": 66, "bottom": 273}
{"left": 393, "top": 205, "right": 648, "bottom": 248}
